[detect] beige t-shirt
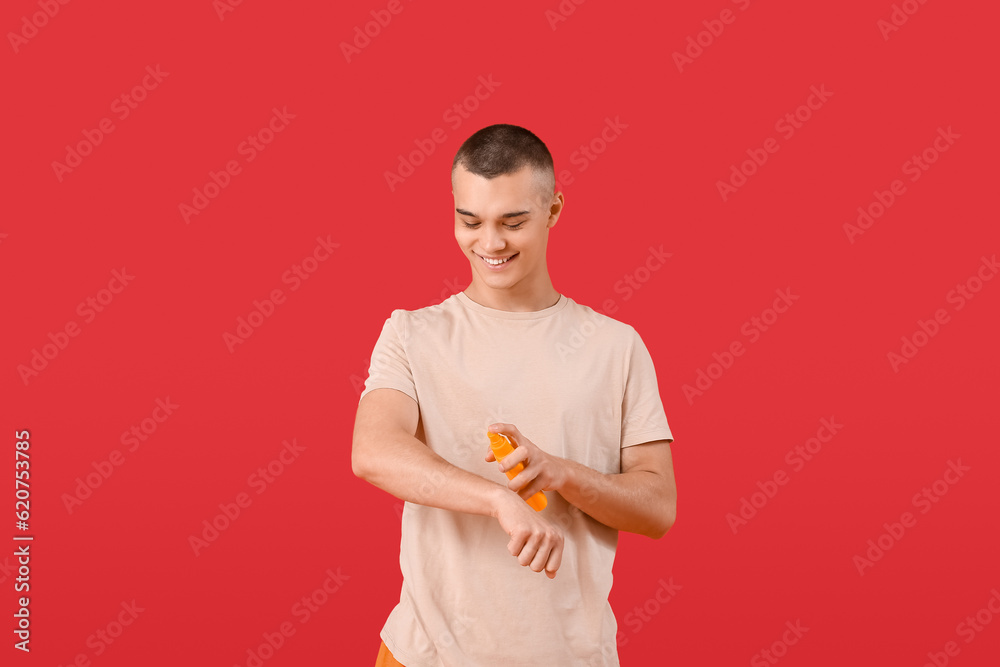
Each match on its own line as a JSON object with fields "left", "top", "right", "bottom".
{"left": 359, "top": 291, "right": 673, "bottom": 667}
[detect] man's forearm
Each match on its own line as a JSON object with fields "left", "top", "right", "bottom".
{"left": 556, "top": 458, "right": 674, "bottom": 538}
{"left": 356, "top": 430, "right": 508, "bottom": 518}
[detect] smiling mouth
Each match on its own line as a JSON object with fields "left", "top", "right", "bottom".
{"left": 478, "top": 253, "right": 518, "bottom": 266}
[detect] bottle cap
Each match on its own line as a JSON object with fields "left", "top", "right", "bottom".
{"left": 488, "top": 432, "right": 513, "bottom": 457}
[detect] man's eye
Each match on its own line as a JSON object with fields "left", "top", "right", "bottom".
{"left": 461, "top": 221, "right": 525, "bottom": 229}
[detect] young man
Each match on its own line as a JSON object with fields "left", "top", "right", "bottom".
{"left": 353, "top": 124, "right": 676, "bottom": 666}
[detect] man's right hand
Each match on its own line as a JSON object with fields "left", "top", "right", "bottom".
{"left": 492, "top": 491, "right": 564, "bottom": 579}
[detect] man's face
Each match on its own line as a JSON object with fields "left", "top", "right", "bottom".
{"left": 452, "top": 164, "right": 562, "bottom": 297}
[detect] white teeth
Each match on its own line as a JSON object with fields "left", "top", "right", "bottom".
{"left": 482, "top": 255, "right": 512, "bottom": 265}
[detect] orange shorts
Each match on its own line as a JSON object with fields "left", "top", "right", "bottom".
{"left": 375, "top": 639, "right": 406, "bottom": 667}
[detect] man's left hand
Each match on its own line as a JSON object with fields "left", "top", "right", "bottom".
{"left": 485, "top": 423, "right": 567, "bottom": 501}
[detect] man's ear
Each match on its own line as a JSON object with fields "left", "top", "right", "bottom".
{"left": 547, "top": 192, "right": 565, "bottom": 228}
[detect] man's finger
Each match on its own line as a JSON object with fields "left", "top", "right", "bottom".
{"left": 518, "top": 479, "right": 545, "bottom": 499}
{"left": 547, "top": 541, "right": 563, "bottom": 574}
{"left": 517, "top": 533, "right": 543, "bottom": 567}
{"left": 507, "top": 532, "right": 529, "bottom": 558}
{"left": 529, "top": 541, "right": 553, "bottom": 574}
{"left": 508, "top": 474, "right": 528, "bottom": 493}
{"left": 501, "top": 447, "right": 528, "bottom": 470}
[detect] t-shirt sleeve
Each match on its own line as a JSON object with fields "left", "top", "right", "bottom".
{"left": 621, "top": 327, "right": 674, "bottom": 448}
{"left": 358, "top": 310, "right": 418, "bottom": 406}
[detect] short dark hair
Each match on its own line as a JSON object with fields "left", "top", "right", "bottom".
{"left": 452, "top": 124, "right": 555, "bottom": 200}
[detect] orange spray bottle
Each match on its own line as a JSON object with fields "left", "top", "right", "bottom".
{"left": 488, "top": 432, "right": 547, "bottom": 512}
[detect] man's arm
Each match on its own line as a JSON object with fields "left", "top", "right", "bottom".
{"left": 489, "top": 423, "right": 677, "bottom": 540}
{"left": 556, "top": 439, "right": 676, "bottom": 539}
{"left": 353, "top": 388, "right": 566, "bottom": 577}
{"left": 352, "top": 388, "right": 508, "bottom": 516}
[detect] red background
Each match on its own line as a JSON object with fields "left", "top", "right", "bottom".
{"left": 3, "top": 1, "right": 998, "bottom": 665}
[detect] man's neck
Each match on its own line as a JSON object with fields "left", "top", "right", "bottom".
{"left": 463, "top": 284, "right": 561, "bottom": 312}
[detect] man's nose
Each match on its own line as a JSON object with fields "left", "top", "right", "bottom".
{"left": 482, "top": 226, "right": 506, "bottom": 252}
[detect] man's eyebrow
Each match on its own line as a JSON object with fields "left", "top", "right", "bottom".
{"left": 455, "top": 208, "right": 531, "bottom": 219}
